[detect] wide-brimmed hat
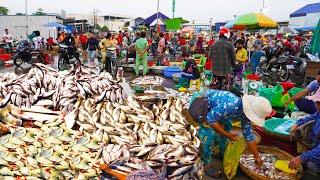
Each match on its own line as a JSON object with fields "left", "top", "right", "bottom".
{"left": 242, "top": 95, "right": 272, "bottom": 127}
{"left": 306, "top": 88, "right": 320, "bottom": 102}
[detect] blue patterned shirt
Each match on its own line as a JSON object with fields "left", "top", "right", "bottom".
{"left": 205, "top": 90, "right": 255, "bottom": 142}
{"left": 296, "top": 112, "right": 320, "bottom": 165}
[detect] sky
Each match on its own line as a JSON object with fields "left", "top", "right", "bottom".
{"left": 1, "top": 0, "right": 320, "bottom": 23}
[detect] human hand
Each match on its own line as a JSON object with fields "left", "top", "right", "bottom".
{"left": 227, "top": 132, "right": 238, "bottom": 141}
{"left": 254, "top": 156, "right": 263, "bottom": 167}
{"left": 284, "top": 99, "right": 293, "bottom": 107}
{"left": 290, "top": 124, "right": 298, "bottom": 136}
{"left": 289, "top": 156, "right": 302, "bottom": 170}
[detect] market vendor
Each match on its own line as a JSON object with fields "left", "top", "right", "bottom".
{"left": 135, "top": 31, "right": 148, "bottom": 76}
{"left": 182, "top": 59, "right": 200, "bottom": 79}
{"left": 285, "top": 70, "right": 320, "bottom": 114}
{"left": 189, "top": 90, "right": 272, "bottom": 177}
{"left": 289, "top": 88, "right": 320, "bottom": 173}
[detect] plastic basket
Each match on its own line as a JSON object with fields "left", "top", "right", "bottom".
{"left": 163, "top": 67, "right": 182, "bottom": 79}
{"left": 263, "top": 118, "right": 293, "bottom": 142}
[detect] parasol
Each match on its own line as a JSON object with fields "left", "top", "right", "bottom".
{"left": 181, "top": 26, "right": 195, "bottom": 33}
{"left": 225, "top": 13, "right": 278, "bottom": 30}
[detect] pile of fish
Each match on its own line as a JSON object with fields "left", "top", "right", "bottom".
{"left": 240, "top": 153, "right": 293, "bottom": 179}
{"left": 0, "top": 125, "right": 103, "bottom": 179}
{"left": 64, "top": 96, "right": 203, "bottom": 179}
{"left": 165, "top": 88, "right": 192, "bottom": 109}
{"left": 131, "top": 76, "right": 165, "bottom": 86}
{"left": 0, "top": 63, "right": 126, "bottom": 112}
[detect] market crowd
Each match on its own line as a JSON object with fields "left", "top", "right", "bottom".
{"left": 2, "top": 26, "right": 319, "bottom": 178}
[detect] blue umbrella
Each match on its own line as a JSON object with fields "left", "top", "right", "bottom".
{"left": 43, "top": 22, "right": 66, "bottom": 28}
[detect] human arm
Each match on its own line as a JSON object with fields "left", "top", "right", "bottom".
{"left": 241, "top": 118, "right": 262, "bottom": 165}
{"left": 290, "top": 145, "right": 320, "bottom": 169}
{"left": 229, "top": 43, "right": 236, "bottom": 67}
{"left": 296, "top": 113, "right": 317, "bottom": 127}
{"left": 285, "top": 89, "right": 309, "bottom": 107}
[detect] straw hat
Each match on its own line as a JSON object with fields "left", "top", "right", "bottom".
{"left": 242, "top": 95, "right": 272, "bottom": 127}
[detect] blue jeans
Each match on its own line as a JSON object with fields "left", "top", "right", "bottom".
{"left": 88, "top": 50, "right": 96, "bottom": 63}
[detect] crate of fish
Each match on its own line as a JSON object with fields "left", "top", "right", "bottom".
{"left": 239, "top": 146, "right": 302, "bottom": 180}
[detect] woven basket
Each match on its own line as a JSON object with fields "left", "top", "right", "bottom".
{"left": 239, "top": 146, "right": 303, "bottom": 180}
{"left": 263, "top": 118, "right": 292, "bottom": 142}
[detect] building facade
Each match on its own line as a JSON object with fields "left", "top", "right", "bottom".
{"left": 0, "top": 15, "right": 63, "bottom": 40}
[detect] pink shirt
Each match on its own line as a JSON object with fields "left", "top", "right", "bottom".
{"left": 157, "top": 38, "right": 165, "bottom": 53}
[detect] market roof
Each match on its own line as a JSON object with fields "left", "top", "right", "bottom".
{"left": 144, "top": 12, "right": 169, "bottom": 26}
{"left": 290, "top": 2, "right": 320, "bottom": 17}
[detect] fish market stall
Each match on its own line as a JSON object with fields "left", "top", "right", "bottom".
{"left": 0, "top": 63, "right": 204, "bottom": 179}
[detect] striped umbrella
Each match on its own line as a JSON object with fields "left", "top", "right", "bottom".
{"left": 225, "top": 13, "right": 278, "bottom": 30}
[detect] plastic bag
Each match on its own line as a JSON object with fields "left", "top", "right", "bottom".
{"left": 274, "top": 160, "right": 297, "bottom": 174}
{"left": 281, "top": 93, "right": 295, "bottom": 111}
{"left": 223, "top": 138, "right": 246, "bottom": 180}
{"left": 271, "top": 85, "right": 284, "bottom": 107}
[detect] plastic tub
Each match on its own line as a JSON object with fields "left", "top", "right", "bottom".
{"left": 172, "top": 73, "right": 182, "bottom": 82}
{"left": 163, "top": 67, "right": 182, "bottom": 79}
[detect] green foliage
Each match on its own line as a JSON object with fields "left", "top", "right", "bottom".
{"left": 0, "top": 6, "right": 9, "bottom": 15}
{"left": 97, "top": 25, "right": 109, "bottom": 32}
{"left": 33, "top": 8, "right": 46, "bottom": 15}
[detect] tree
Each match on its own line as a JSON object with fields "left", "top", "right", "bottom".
{"left": 0, "top": 6, "right": 9, "bottom": 15}
{"left": 96, "top": 25, "right": 109, "bottom": 32}
{"left": 16, "top": 13, "right": 25, "bottom": 16}
{"left": 33, "top": 8, "right": 46, "bottom": 15}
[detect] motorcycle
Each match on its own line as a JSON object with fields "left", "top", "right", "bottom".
{"left": 260, "top": 52, "right": 306, "bottom": 82}
{"left": 57, "top": 44, "right": 80, "bottom": 71}
{"left": 97, "top": 48, "right": 118, "bottom": 76}
{"left": 13, "top": 40, "right": 45, "bottom": 67}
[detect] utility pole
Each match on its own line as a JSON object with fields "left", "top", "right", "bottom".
{"left": 261, "top": 0, "right": 265, "bottom": 12}
{"left": 93, "top": 9, "right": 97, "bottom": 31}
{"left": 209, "top": 18, "right": 213, "bottom": 34}
{"left": 156, "top": 0, "right": 160, "bottom": 31}
{"left": 25, "top": 0, "right": 28, "bottom": 37}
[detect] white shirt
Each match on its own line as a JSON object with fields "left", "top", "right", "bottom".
{"left": 32, "top": 36, "right": 47, "bottom": 50}
{"left": 2, "top": 33, "right": 13, "bottom": 43}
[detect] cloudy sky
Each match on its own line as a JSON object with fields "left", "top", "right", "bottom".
{"left": 1, "top": 0, "right": 319, "bottom": 23}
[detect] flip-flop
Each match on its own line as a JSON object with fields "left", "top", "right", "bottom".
{"left": 205, "top": 169, "right": 222, "bottom": 178}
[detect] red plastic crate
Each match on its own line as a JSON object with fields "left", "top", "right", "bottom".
{"left": 0, "top": 53, "right": 11, "bottom": 61}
